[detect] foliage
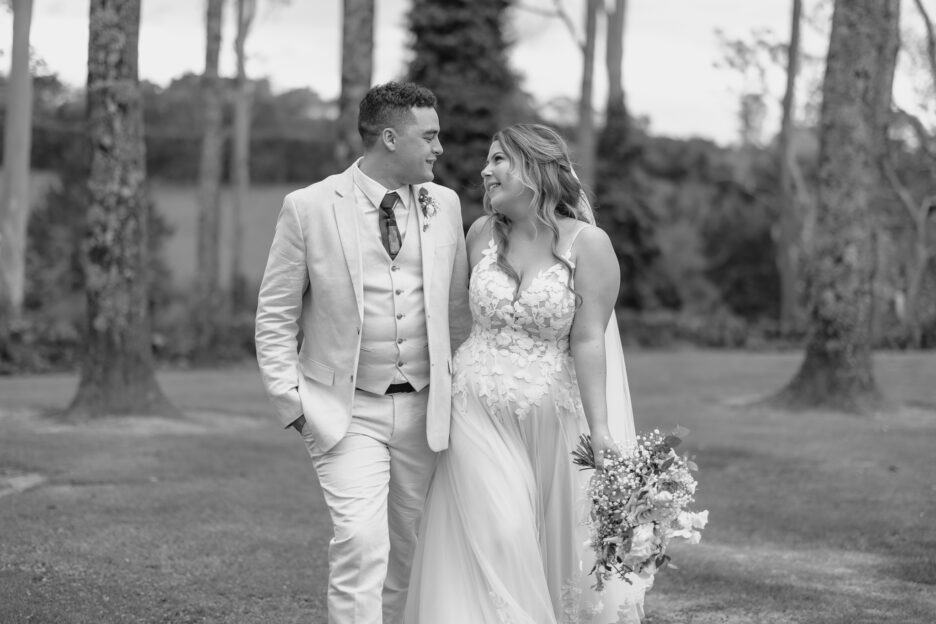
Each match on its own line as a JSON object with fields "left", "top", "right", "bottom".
{"left": 713, "top": 19, "right": 828, "bottom": 145}
{"left": 151, "top": 291, "right": 257, "bottom": 365}
{"left": 593, "top": 119, "right": 680, "bottom": 311}
{"left": 1, "top": 73, "right": 340, "bottom": 184}
{"left": 406, "top": 0, "right": 533, "bottom": 221}
{"left": 6, "top": 139, "right": 262, "bottom": 372}
{"left": 595, "top": 176, "right": 681, "bottom": 312}
{"left": 142, "top": 76, "right": 341, "bottom": 183}
{"left": 2, "top": 13, "right": 933, "bottom": 365}
{"left": 701, "top": 165, "right": 781, "bottom": 321}
{"left": 0, "top": 144, "right": 174, "bottom": 374}
{"left": 0, "top": 72, "right": 84, "bottom": 173}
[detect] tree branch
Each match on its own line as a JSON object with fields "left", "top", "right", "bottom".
{"left": 884, "top": 157, "right": 923, "bottom": 225}
{"left": 515, "top": 1, "right": 585, "bottom": 50}
{"left": 789, "top": 154, "right": 815, "bottom": 213}
{"left": 883, "top": 120, "right": 930, "bottom": 231}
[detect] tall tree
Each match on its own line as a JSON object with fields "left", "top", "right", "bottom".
{"left": 776, "top": 0, "right": 804, "bottom": 334}
{"left": 407, "top": 0, "right": 520, "bottom": 217}
{"left": 196, "top": 0, "right": 225, "bottom": 354}
{"left": 230, "top": 0, "right": 256, "bottom": 310}
{"left": 67, "top": 0, "right": 175, "bottom": 418}
{"left": 576, "top": 0, "right": 600, "bottom": 191}
{"left": 595, "top": 0, "right": 678, "bottom": 312}
{"left": 601, "top": 0, "right": 628, "bottom": 157}
{"left": 0, "top": 0, "right": 35, "bottom": 323}
{"left": 335, "top": 0, "right": 374, "bottom": 166}
{"left": 773, "top": 0, "right": 900, "bottom": 412}
{"left": 518, "top": 0, "right": 600, "bottom": 188}
{"left": 883, "top": 0, "right": 936, "bottom": 347}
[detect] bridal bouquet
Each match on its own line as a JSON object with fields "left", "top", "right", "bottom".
{"left": 571, "top": 427, "right": 708, "bottom": 591}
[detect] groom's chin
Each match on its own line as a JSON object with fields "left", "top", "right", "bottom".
{"left": 417, "top": 170, "right": 435, "bottom": 184}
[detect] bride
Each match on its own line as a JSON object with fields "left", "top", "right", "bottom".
{"left": 404, "top": 124, "right": 648, "bottom": 623}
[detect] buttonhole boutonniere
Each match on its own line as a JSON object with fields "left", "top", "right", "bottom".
{"left": 418, "top": 187, "right": 440, "bottom": 232}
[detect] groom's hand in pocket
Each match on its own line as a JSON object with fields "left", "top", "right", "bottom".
{"left": 288, "top": 414, "right": 306, "bottom": 434}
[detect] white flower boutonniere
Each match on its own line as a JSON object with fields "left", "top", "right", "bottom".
{"left": 418, "top": 187, "right": 440, "bottom": 232}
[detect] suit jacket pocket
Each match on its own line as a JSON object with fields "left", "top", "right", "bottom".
{"left": 299, "top": 353, "right": 335, "bottom": 386}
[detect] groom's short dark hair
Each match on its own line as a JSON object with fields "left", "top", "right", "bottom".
{"left": 358, "top": 82, "right": 437, "bottom": 149}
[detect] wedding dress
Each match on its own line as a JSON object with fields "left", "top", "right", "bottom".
{"left": 404, "top": 231, "right": 647, "bottom": 624}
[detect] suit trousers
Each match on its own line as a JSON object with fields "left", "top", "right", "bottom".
{"left": 305, "top": 386, "right": 435, "bottom": 624}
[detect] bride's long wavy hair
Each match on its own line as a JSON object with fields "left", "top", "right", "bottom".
{"left": 483, "top": 123, "right": 593, "bottom": 300}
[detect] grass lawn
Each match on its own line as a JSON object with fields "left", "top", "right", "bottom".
{"left": 1, "top": 351, "right": 934, "bottom": 623}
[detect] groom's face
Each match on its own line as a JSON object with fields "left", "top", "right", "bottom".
{"left": 391, "top": 107, "right": 442, "bottom": 185}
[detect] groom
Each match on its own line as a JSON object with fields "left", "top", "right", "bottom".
{"left": 255, "top": 81, "right": 471, "bottom": 623}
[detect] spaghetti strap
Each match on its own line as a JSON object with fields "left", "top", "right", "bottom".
{"left": 563, "top": 222, "right": 591, "bottom": 258}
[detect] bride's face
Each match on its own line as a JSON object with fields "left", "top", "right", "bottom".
{"left": 481, "top": 141, "right": 534, "bottom": 218}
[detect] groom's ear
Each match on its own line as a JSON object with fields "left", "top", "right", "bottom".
{"left": 381, "top": 127, "right": 398, "bottom": 152}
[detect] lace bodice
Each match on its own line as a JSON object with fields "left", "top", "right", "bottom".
{"left": 470, "top": 238, "right": 577, "bottom": 347}
{"left": 454, "top": 238, "right": 580, "bottom": 420}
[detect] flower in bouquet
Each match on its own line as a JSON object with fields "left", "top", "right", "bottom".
{"left": 571, "top": 426, "right": 708, "bottom": 591}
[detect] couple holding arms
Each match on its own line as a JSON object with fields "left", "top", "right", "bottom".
{"left": 255, "top": 81, "right": 645, "bottom": 624}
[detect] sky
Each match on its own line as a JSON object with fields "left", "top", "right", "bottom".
{"left": 0, "top": 0, "right": 928, "bottom": 146}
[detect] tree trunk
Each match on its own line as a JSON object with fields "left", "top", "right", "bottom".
{"left": 67, "top": 0, "right": 176, "bottom": 419}
{"left": 576, "top": 0, "right": 600, "bottom": 191}
{"left": 605, "top": 0, "right": 626, "bottom": 120}
{"left": 230, "top": 0, "right": 256, "bottom": 311}
{"left": 335, "top": 0, "right": 374, "bottom": 166}
{"left": 900, "top": 0, "right": 936, "bottom": 347}
{"left": 600, "top": 0, "right": 629, "bottom": 161}
{"left": 776, "top": 0, "right": 803, "bottom": 335}
{"left": 0, "top": 0, "right": 34, "bottom": 324}
{"left": 903, "top": 234, "right": 928, "bottom": 347}
{"left": 195, "top": 0, "right": 225, "bottom": 355}
{"left": 773, "top": 0, "right": 900, "bottom": 413}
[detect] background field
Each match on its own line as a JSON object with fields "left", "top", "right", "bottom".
{"left": 151, "top": 182, "right": 294, "bottom": 291}
{"left": 1, "top": 351, "right": 934, "bottom": 623}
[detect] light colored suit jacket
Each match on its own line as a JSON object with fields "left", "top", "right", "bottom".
{"left": 255, "top": 164, "right": 471, "bottom": 452}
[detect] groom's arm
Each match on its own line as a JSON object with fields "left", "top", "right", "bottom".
{"left": 255, "top": 193, "right": 310, "bottom": 429}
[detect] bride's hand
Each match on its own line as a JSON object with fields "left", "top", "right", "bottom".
{"left": 590, "top": 430, "right": 617, "bottom": 470}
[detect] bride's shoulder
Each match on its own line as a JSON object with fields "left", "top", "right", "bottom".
{"left": 566, "top": 222, "right": 614, "bottom": 264}
{"left": 466, "top": 215, "right": 493, "bottom": 245}
{"left": 466, "top": 215, "right": 495, "bottom": 266}
{"left": 558, "top": 218, "right": 603, "bottom": 246}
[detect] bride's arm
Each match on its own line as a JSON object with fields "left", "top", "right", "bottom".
{"left": 569, "top": 226, "right": 621, "bottom": 461}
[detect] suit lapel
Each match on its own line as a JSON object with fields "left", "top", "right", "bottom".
{"left": 415, "top": 184, "right": 436, "bottom": 313}
{"left": 334, "top": 172, "right": 364, "bottom": 319}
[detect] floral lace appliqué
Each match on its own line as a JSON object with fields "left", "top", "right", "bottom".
{"left": 453, "top": 240, "right": 578, "bottom": 422}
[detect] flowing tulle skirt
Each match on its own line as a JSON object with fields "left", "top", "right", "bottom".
{"left": 404, "top": 344, "right": 647, "bottom": 624}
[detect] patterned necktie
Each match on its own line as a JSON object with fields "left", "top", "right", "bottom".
{"left": 379, "top": 191, "right": 402, "bottom": 259}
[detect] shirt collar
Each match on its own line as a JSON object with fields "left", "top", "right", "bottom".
{"left": 352, "top": 161, "right": 412, "bottom": 211}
